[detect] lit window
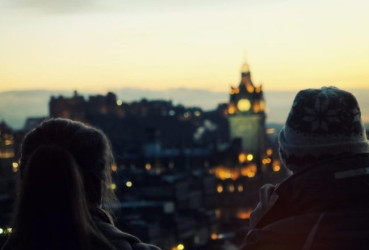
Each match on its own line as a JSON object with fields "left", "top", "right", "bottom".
{"left": 228, "top": 105, "right": 236, "bottom": 115}
{"left": 266, "top": 149, "right": 273, "bottom": 156}
{"left": 111, "top": 164, "right": 117, "bottom": 172}
{"left": 237, "top": 210, "right": 252, "bottom": 220}
{"left": 238, "top": 153, "right": 247, "bottom": 163}
{"left": 246, "top": 154, "right": 253, "bottom": 161}
{"left": 273, "top": 164, "right": 281, "bottom": 172}
{"left": 12, "top": 162, "right": 19, "bottom": 173}
{"left": 145, "top": 163, "right": 152, "bottom": 170}
{"left": 262, "top": 158, "right": 272, "bottom": 165}
{"left": 266, "top": 128, "right": 276, "bottom": 134}
{"left": 217, "top": 185, "right": 223, "bottom": 193}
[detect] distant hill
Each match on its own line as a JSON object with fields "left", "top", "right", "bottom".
{"left": 1, "top": 88, "right": 369, "bottom": 130}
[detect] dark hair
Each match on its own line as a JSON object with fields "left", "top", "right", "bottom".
{"left": 5, "top": 118, "right": 117, "bottom": 250}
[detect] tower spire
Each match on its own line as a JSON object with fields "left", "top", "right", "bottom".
{"left": 241, "top": 50, "right": 250, "bottom": 74}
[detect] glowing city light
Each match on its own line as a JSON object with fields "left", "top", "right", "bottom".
{"left": 266, "top": 148, "right": 273, "bottom": 156}
{"left": 230, "top": 87, "right": 240, "bottom": 95}
{"left": 211, "top": 233, "right": 218, "bottom": 240}
{"left": 247, "top": 172, "right": 256, "bottom": 178}
{"left": 246, "top": 154, "right": 254, "bottom": 161}
{"left": 237, "top": 99, "right": 251, "bottom": 111}
{"left": 262, "top": 157, "right": 272, "bottom": 165}
{"left": 214, "top": 167, "right": 239, "bottom": 180}
{"left": 145, "top": 163, "right": 152, "bottom": 170}
{"left": 0, "top": 228, "right": 3, "bottom": 234}
{"left": 116, "top": 100, "right": 123, "bottom": 106}
{"left": 4, "top": 139, "right": 13, "bottom": 146}
{"left": 12, "top": 162, "right": 19, "bottom": 173}
{"left": 177, "top": 244, "right": 185, "bottom": 250}
{"left": 240, "top": 165, "right": 257, "bottom": 178}
{"left": 246, "top": 84, "right": 255, "bottom": 93}
{"left": 126, "top": 181, "right": 133, "bottom": 188}
{"left": 110, "top": 183, "right": 117, "bottom": 190}
{"left": 237, "top": 209, "right": 252, "bottom": 220}
{"left": 238, "top": 153, "right": 247, "bottom": 163}
{"left": 217, "top": 185, "right": 223, "bottom": 193}
{"left": 111, "top": 164, "right": 117, "bottom": 172}
{"left": 273, "top": 164, "right": 281, "bottom": 172}
{"left": 228, "top": 105, "right": 236, "bottom": 114}
{"left": 266, "top": 128, "right": 276, "bottom": 134}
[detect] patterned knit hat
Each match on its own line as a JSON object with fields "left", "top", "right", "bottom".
{"left": 279, "top": 87, "right": 369, "bottom": 172}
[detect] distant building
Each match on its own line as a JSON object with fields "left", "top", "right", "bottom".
{"left": 0, "top": 121, "right": 17, "bottom": 232}
{"left": 23, "top": 117, "right": 47, "bottom": 131}
{"left": 208, "top": 62, "right": 286, "bottom": 223}
{"left": 49, "top": 91, "right": 86, "bottom": 122}
{"left": 227, "top": 62, "right": 266, "bottom": 158}
{"left": 0, "top": 121, "right": 15, "bottom": 160}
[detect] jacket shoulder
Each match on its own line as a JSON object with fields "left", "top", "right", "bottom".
{"left": 96, "top": 220, "right": 161, "bottom": 250}
{"left": 242, "top": 213, "right": 318, "bottom": 250}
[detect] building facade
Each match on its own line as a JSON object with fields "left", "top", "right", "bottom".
{"left": 228, "top": 63, "right": 267, "bottom": 170}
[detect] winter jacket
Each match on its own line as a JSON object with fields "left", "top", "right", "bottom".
{"left": 241, "top": 153, "right": 369, "bottom": 250}
{"left": 1, "top": 208, "right": 161, "bottom": 250}
{"left": 93, "top": 208, "right": 161, "bottom": 250}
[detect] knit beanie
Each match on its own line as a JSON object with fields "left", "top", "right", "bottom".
{"left": 279, "top": 87, "right": 369, "bottom": 172}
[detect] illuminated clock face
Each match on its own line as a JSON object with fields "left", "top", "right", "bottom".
{"left": 237, "top": 99, "right": 251, "bottom": 111}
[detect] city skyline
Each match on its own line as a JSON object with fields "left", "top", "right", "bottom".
{"left": 1, "top": 87, "right": 369, "bottom": 129}
{"left": 1, "top": 0, "right": 369, "bottom": 92}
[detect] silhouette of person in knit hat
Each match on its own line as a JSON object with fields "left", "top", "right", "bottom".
{"left": 242, "top": 87, "right": 369, "bottom": 250}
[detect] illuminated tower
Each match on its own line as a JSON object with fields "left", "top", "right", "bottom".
{"left": 228, "top": 62, "right": 266, "bottom": 159}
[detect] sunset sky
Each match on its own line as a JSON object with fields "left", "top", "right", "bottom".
{"left": 0, "top": 0, "right": 368, "bottom": 92}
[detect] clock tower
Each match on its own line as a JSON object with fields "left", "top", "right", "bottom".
{"left": 228, "top": 62, "right": 266, "bottom": 158}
